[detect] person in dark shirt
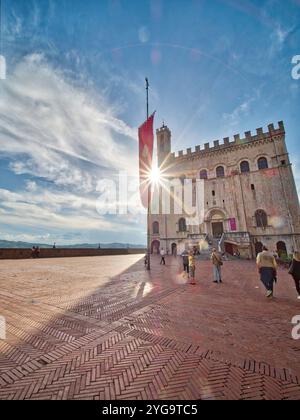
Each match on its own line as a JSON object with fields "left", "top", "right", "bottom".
{"left": 31, "top": 246, "right": 36, "bottom": 258}
{"left": 182, "top": 251, "right": 189, "bottom": 276}
{"left": 289, "top": 251, "right": 300, "bottom": 300}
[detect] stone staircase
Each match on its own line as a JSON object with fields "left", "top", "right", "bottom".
{"left": 198, "top": 236, "right": 236, "bottom": 261}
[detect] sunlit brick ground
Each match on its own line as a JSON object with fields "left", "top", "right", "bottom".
{"left": 0, "top": 254, "right": 299, "bottom": 400}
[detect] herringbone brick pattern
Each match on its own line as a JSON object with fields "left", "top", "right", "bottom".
{"left": 0, "top": 255, "right": 299, "bottom": 399}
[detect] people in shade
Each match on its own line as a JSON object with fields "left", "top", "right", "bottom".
{"left": 144, "top": 254, "right": 148, "bottom": 268}
{"left": 143, "top": 241, "right": 300, "bottom": 301}
{"left": 288, "top": 251, "right": 300, "bottom": 300}
{"left": 31, "top": 246, "right": 40, "bottom": 258}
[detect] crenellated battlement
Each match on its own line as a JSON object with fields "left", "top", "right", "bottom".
{"left": 170, "top": 121, "right": 285, "bottom": 159}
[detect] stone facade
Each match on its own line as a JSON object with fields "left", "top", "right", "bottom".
{"left": 149, "top": 121, "right": 300, "bottom": 258}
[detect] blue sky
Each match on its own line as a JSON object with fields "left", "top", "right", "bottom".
{"left": 0, "top": 0, "right": 299, "bottom": 245}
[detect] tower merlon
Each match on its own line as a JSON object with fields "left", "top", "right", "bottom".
{"left": 267, "top": 121, "right": 285, "bottom": 134}
{"left": 256, "top": 127, "right": 264, "bottom": 137}
{"left": 245, "top": 131, "right": 252, "bottom": 140}
{"left": 278, "top": 120, "right": 285, "bottom": 131}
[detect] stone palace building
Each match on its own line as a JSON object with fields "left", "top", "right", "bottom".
{"left": 149, "top": 121, "right": 300, "bottom": 258}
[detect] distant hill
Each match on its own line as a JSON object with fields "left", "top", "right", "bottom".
{"left": 0, "top": 240, "right": 146, "bottom": 249}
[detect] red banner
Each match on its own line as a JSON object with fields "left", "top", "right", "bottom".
{"left": 139, "top": 113, "right": 155, "bottom": 208}
{"left": 229, "top": 218, "right": 237, "bottom": 231}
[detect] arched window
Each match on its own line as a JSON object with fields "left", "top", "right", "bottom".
{"left": 153, "top": 221, "right": 159, "bottom": 234}
{"left": 255, "top": 210, "right": 268, "bottom": 228}
{"left": 240, "top": 161, "right": 250, "bottom": 173}
{"left": 258, "top": 157, "right": 268, "bottom": 170}
{"left": 200, "top": 170, "right": 208, "bottom": 180}
{"left": 216, "top": 166, "right": 225, "bottom": 178}
{"left": 178, "top": 218, "right": 187, "bottom": 232}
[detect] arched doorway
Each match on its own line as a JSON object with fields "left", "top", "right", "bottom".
{"left": 225, "top": 242, "right": 234, "bottom": 256}
{"left": 209, "top": 210, "right": 225, "bottom": 238}
{"left": 171, "top": 243, "right": 177, "bottom": 256}
{"left": 255, "top": 241, "right": 263, "bottom": 255}
{"left": 277, "top": 241, "right": 287, "bottom": 258}
{"left": 151, "top": 240, "right": 160, "bottom": 254}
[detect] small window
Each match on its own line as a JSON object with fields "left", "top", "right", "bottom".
{"left": 153, "top": 221, "right": 159, "bottom": 234}
{"left": 240, "top": 161, "right": 250, "bottom": 173}
{"left": 212, "top": 190, "right": 215, "bottom": 197}
{"left": 216, "top": 166, "right": 225, "bottom": 178}
{"left": 251, "top": 184, "right": 255, "bottom": 191}
{"left": 258, "top": 157, "right": 268, "bottom": 170}
{"left": 178, "top": 218, "right": 187, "bottom": 232}
{"left": 200, "top": 170, "right": 208, "bottom": 180}
{"left": 281, "top": 160, "right": 286, "bottom": 166}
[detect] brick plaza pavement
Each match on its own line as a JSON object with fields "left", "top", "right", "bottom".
{"left": 0, "top": 254, "right": 299, "bottom": 400}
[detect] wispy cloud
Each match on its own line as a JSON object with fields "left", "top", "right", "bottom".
{"left": 269, "top": 24, "right": 297, "bottom": 57}
{"left": 221, "top": 90, "right": 260, "bottom": 131}
{"left": 0, "top": 54, "right": 138, "bottom": 192}
{"left": 0, "top": 54, "right": 146, "bottom": 243}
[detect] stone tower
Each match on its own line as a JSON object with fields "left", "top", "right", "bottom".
{"left": 156, "top": 124, "right": 171, "bottom": 168}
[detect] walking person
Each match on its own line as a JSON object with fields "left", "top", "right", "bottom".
{"left": 160, "top": 248, "right": 166, "bottom": 265}
{"left": 256, "top": 246, "right": 277, "bottom": 298}
{"left": 35, "top": 246, "right": 40, "bottom": 258}
{"left": 182, "top": 251, "right": 189, "bottom": 277}
{"left": 144, "top": 254, "right": 148, "bottom": 268}
{"left": 189, "top": 250, "right": 196, "bottom": 285}
{"left": 211, "top": 248, "right": 223, "bottom": 284}
{"left": 31, "top": 246, "right": 36, "bottom": 258}
{"left": 288, "top": 251, "right": 300, "bottom": 300}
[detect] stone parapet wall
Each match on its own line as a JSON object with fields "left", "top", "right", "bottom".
{"left": 0, "top": 248, "right": 146, "bottom": 260}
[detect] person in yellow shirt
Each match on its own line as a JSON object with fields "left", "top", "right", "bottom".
{"left": 256, "top": 246, "right": 277, "bottom": 298}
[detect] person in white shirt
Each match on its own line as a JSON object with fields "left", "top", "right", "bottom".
{"left": 160, "top": 248, "right": 166, "bottom": 265}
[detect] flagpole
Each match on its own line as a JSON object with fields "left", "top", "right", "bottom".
{"left": 146, "top": 77, "right": 151, "bottom": 271}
